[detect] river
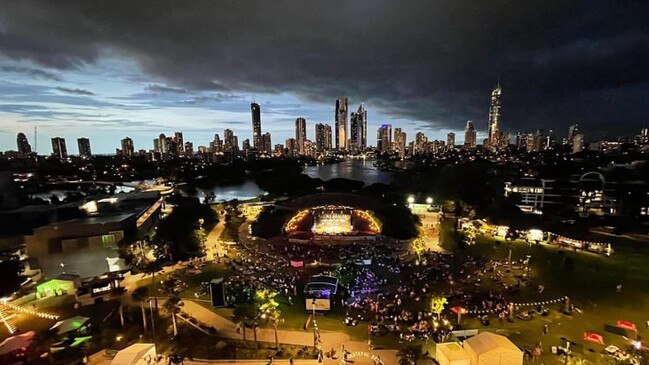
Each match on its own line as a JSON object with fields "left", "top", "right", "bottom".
{"left": 183, "top": 159, "right": 390, "bottom": 202}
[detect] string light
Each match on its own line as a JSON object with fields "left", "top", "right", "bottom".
{"left": 0, "top": 308, "right": 18, "bottom": 334}
{"left": 0, "top": 301, "right": 60, "bottom": 320}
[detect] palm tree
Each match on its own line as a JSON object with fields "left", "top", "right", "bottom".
{"left": 161, "top": 273, "right": 186, "bottom": 337}
{"left": 131, "top": 286, "right": 149, "bottom": 332}
{"left": 256, "top": 289, "right": 281, "bottom": 349}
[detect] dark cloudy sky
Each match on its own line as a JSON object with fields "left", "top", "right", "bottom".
{"left": 0, "top": 0, "right": 647, "bottom": 154}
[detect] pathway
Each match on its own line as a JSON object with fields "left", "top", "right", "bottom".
{"left": 181, "top": 300, "right": 398, "bottom": 365}
{"left": 415, "top": 211, "right": 446, "bottom": 253}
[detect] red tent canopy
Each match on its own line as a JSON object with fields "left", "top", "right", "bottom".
{"left": 451, "top": 306, "right": 467, "bottom": 314}
{"left": 583, "top": 332, "right": 605, "bottom": 345}
{"left": 616, "top": 320, "right": 637, "bottom": 332}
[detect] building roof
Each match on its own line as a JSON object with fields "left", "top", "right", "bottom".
{"left": 437, "top": 342, "right": 470, "bottom": 361}
{"left": 464, "top": 332, "right": 522, "bottom": 355}
{"left": 111, "top": 343, "right": 155, "bottom": 365}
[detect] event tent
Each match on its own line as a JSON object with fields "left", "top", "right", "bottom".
{"left": 50, "top": 316, "right": 90, "bottom": 336}
{"left": 463, "top": 332, "right": 523, "bottom": 365}
{"left": 111, "top": 343, "right": 156, "bottom": 365}
{"left": 0, "top": 331, "right": 35, "bottom": 355}
{"left": 436, "top": 342, "right": 471, "bottom": 365}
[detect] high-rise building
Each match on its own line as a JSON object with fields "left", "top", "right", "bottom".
{"left": 572, "top": 133, "right": 584, "bottom": 153}
{"left": 224, "top": 129, "right": 235, "bottom": 151}
{"left": 447, "top": 132, "right": 455, "bottom": 150}
{"left": 394, "top": 128, "right": 407, "bottom": 158}
{"left": 121, "top": 137, "right": 135, "bottom": 158}
{"left": 285, "top": 138, "right": 297, "bottom": 157}
{"left": 567, "top": 124, "right": 580, "bottom": 146}
{"left": 77, "top": 138, "right": 91, "bottom": 158}
{"left": 242, "top": 139, "right": 251, "bottom": 155}
{"left": 174, "top": 132, "right": 184, "bottom": 154}
{"left": 487, "top": 84, "right": 502, "bottom": 148}
{"left": 16, "top": 133, "right": 32, "bottom": 157}
{"left": 262, "top": 132, "right": 272, "bottom": 153}
{"left": 464, "top": 121, "right": 477, "bottom": 148}
{"left": 377, "top": 124, "right": 392, "bottom": 153}
{"left": 157, "top": 134, "right": 169, "bottom": 154}
{"left": 315, "top": 123, "right": 333, "bottom": 152}
{"left": 184, "top": 142, "right": 193, "bottom": 156}
{"left": 414, "top": 132, "right": 428, "bottom": 154}
{"left": 251, "top": 103, "right": 262, "bottom": 149}
{"left": 210, "top": 134, "right": 223, "bottom": 153}
{"left": 51, "top": 137, "right": 67, "bottom": 159}
{"left": 295, "top": 117, "right": 307, "bottom": 155}
{"left": 350, "top": 104, "right": 367, "bottom": 152}
{"left": 335, "top": 97, "right": 348, "bottom": 150}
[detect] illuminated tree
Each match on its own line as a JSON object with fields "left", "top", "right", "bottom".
{"left": 256, "top": 289, "right": 281, "bottom": 349}
{"left": 412, "top": 237, "right": 427, "bottom": 260}
{"left": 431, "top": 296, "right": 448, "bottom": 320}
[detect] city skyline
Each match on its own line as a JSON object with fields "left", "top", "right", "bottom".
{"left": 1, "top": 1, "right": 648, "bottom": 153}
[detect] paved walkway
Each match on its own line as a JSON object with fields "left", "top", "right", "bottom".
{"left": 182, "top": 301, "right": 397, "bottom": 365}
{"left": 205, "top": 215, "right": 228, "bottom": 260}
{"left": 415, "top": 211, "right": 446, "bottom": 253}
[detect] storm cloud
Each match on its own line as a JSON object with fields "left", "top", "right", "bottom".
{"left": 0, "top": 0, "right": 647, "bottom": 137}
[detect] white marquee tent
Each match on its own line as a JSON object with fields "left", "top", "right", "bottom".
{"left": 436, "top": 342, "right": 471, "bottom": 365}
{"left": 463, "top": 332, "right": 523, "bottom": 365}
{"left": 111, "top": 343, "right": 156, "bottom": 365}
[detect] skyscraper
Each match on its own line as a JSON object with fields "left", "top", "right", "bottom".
{"left": 224, "top": 129, "right": 236, "bottom": 152}
{"left": 572, "top": 133, "right": 584, "bottom": 153}
{"left": 295, "top": 117, "right": 307, "bottom": 155}
{"left": 377, "top": 124, "right": 392, "bottom": 152}
{"left": 121, "top": 137, "right": 134, "bottom": 157}
{"left": 464, "top": 121, "right": 477, "bottom": 148}
{"left": 447, "top": 132, "right": 455, "bottom": 150}
{"left": 315, "top": 123, "right": 332, "bottom": 152}
{"left": 414, "top": 132, "right": 428, "bottom": 154}
{"left": 16, "top": 132, "right": 32, "bottom": 157}
{"left": 394, "top": 128, "right": 407, "bottom": 158}
{"left": 262, "top": 132, "right": 272, "bottom": 153}
{"left": 251, "top": 102, "right": 262, "bottom": 149}
{"left": 174, "top": 132, "right": 184, "bottom": 154}
{"left": 77, "top": 138, "right": 91, "bottom": 158}
{"left": 335, "top": 97, "right": 348, "bottom": 150}
{"left": 350, "top": 103, "right": 367, "bottom": 152}
{"left": 487, "top": 84, "right": 502, "bottom": 148}
{"left": 51, "top": 137, "right": 67, "bottom": 159}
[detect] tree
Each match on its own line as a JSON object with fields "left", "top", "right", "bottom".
{"left": 131, "top": 286, "right": 149, "bottom": 332}
{"left": 0, "top": 260, "right": 23, "bottom": 298}
{"left": 431, "top": 296, "right": 448, "bottom": 320}
{"left": 256, "top": 289, "right": 281, "bottom": 349}
{"left": 397, "top": 345, "right": 422, "bottom": 365}
{"left": 412, "top": 237, "right": 426, "bottom": 261}
{"left": 161, "top": 273, "right": 186, "bottom": 337}
{"left": 233, "top": 302, "right": 257, "bottom": 342}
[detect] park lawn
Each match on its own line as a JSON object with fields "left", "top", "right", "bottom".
{"left": 445, "top": 225, "right": 649, "bottom": 364}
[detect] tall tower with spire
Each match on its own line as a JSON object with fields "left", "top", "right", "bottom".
{"left": 487, "top": 83, "right": 502, "bottom": 148}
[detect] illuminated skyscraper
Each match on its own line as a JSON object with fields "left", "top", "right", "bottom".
{"left": 335, "top": 97, "right": 348, "bottom": 150}
{"left": 350, "top": 103, "right": 367, "bottom": 152}
{"left": 16, "top": 132, "right": 32, "bottom": 157}
{"left": 262, "top": 132, "right": 272, "bottom": 153}
{"left": 447, "top": 132, "right": 455, "bottom": 150}
{"left": 568, "top": 124, "right": 580, "bottom": 145}
{"left": 121, "top": 137, "right": 134, "bottom": 157}
{"left": 251, "top": 103, "right": 262, "bottom": 149}
{"left": 464, "top": 121, "right": 477, "bottom": 148}
{"left": 487, "top": 84, "right": 502, "bottom": 148}
{"left": 315, "top": 123, "right": 332, "bottom": 152}
{"left": 51, "top": 137, "right": 67, "bottom": 159}
{"left": 77, "top": 138, "right": 91, "bottom": 158}
{"left": 377, "top": 124, "right": 392, "bottom": 152}
{"left": 295, "top": 117, "right": 307, "bottom": 155}
{"left": 394, "top": 128, "right": 407, "bottom": 158}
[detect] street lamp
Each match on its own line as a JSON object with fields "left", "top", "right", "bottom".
{"left": 407, "top": 196, "right": 415, "bottom": 204}
{"left": 426, "top": 197, "right": 433, "bottom": 205}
